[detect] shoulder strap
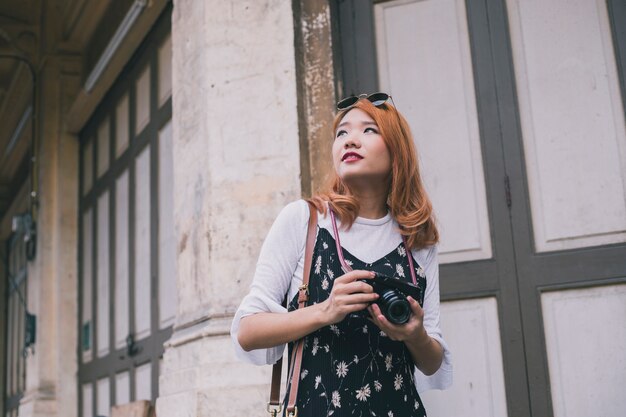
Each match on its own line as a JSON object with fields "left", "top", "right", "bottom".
{"left": 268, "top": 201, "right": 317, "bottom": 417}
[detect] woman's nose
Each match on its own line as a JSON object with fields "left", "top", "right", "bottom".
{"left": 344, "top": 133, "right": 361, "bottom": 148}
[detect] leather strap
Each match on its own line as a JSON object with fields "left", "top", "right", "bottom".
{"left": 268, "top": 202, "right": 317, "bottom": 416}
{"left": 268, "top": 357, "right": 283, "bottom": 408}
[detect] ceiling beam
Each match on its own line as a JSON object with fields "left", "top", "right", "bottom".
{"left": 61, "top": 0, "right": 112, "bottom": 48}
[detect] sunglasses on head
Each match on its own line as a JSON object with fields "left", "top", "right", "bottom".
{"left": 336, "top": 92, "right": 395, "bottom": 111}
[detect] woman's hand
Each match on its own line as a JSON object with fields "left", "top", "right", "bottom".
{"left": 368, "top": 296, "right": 443, "bottom": 375}
{"left": 320, "top": 270, "right": 379, "bottom": 325}
{"left": 367, "top": 296, "right": 429, "bottom": 345}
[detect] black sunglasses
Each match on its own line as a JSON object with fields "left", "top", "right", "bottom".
{"left": 336, "top": 92, "right": 395, "bottom": 111}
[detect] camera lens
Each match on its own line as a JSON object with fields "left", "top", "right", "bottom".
{"left": 378, "top": 290, "right": 411, "bottom": 324}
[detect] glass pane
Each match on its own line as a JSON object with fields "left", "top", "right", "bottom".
{"left": 97, "top": 118, "right": 110, "bottom": 178}
{"left": 7, "top": 295, "right": 14, "bottom": 395}
{"left": 83, "top": 140, "right": 93, "bottom": 195}
{"left": 10, "top": 293, "right": 15, "bottom": 396}
{"left": 82, "top": 209, "right": 93, "bottom": 361}
{"left": 15, "top": 281, "right": 26, "bottom": 392}
{"left": 135, "top": 362, "right": 152, "bottom": 401}
{"left": 82, "top": 383, "right": 93, "bottom": 417}
{"left": 97, "top": 192, "right": 110, "bottom": 357}
{"left": 115, "top": 371, "right": 130, "bottom": 406}
{"left": 115, "top": 171, "right": 130, "bottom": 349}
{"left": 134, "top": 146, "right": 151, "bottom": 338}
{"left": 96, "top": 377, "right": 110, "bottom": 417}
{"left": 5, "top": 295, "right": 11, "bottom": 396}
{"left": 158, "top": 121, "right": 176, "bottom": 328}
{"left": 116, "top": 94, "right": 130, "bottom": 158}
{"left": 158, "top": 34, "right": 172, "bottom": 106}
{"left": 18, "top": 280, "right": 26, "bottom": 392}
{"left": 135, "top": 66, "right": 151, "bottom": 135}
{"left": 12, "top": 293, "right": 19, "bottom": 394}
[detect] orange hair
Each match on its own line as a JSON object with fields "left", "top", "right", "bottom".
{"left": 309, "top": 98, "right": 439, "bottom": 250}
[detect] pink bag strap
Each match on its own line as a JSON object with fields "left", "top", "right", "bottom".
{"left": 328, "top": 207, "right": 417, "bottom": 285}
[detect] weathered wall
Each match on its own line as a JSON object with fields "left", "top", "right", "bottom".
{"left": 292, "top": 0, "right": 337, "bottom": 197}
{"left": 157, "top": 0, "right": 301, "bottom": 414}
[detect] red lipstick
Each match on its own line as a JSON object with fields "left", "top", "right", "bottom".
{"left": 342, "top": 152, "right": 363, "bottom": 162}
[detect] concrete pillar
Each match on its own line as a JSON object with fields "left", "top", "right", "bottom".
{"left": 18, "top": 53, "right": 80, "bottom": 417}
{"left": 157, "top": 0, "right": 301, "bottom": 415}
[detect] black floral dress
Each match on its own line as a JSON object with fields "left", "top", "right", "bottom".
{"left": 285, "top": 227, "right": 428, "bottom": 417}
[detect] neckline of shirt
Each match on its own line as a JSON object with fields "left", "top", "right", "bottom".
{"left": 318, "top": 200, "right": 392, "bottom": 226}
{"left": 354, "top": 211, "right": 392, "bottom": 226}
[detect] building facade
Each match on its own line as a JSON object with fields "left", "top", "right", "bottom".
{"left": 0, "top": 1, "right": 625, "bottom": 417}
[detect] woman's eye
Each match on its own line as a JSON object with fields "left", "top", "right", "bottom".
{"left": 336, "top": 130, "right": 347, "bottom": 138}
{"left": 364, "top": 127, "right": 378, "bottom": 134}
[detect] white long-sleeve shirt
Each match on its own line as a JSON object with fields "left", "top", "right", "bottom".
{"left": 230, "top": 199, "right": 452, "bottom": 391}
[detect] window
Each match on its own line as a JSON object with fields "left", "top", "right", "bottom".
{"left": 4, "top": 224, "right": 29, "bottom": 417}
{"left": 78, "top": 10, "right": 174, "bottom": 417}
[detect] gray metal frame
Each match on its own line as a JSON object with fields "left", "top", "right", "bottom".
{"left": 608, "top": 1, "right": 626, "bottom": 122}
{"left": 77, "top": 6, "right": 172, "bottom": 416}
{"left": 333, "top": 0, "right": 626, "bottom": 416}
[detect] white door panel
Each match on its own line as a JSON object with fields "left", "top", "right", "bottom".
{"left": 542, "top": 284, "right": 626, "bottom": 417}
{"left": 375, "top": 0, "right": 492, "bottom": 264}
{"left": 507, "top": 0, "right": 626, "bottom": 252}
{"left": 420, "top": 298, "right": 508, "bottom": 417}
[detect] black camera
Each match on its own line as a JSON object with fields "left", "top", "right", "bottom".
{"left": 358, "top": 273, "right": 421, "bottom": 325}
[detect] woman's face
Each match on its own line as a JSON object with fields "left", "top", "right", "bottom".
{"left": 332, "top": 108, "right": 392, "bottom": 189}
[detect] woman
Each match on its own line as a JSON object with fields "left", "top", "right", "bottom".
{"left": 231, "top": 93, "right": 452, "bottom": 416}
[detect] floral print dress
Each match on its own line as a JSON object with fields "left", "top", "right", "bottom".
{"left": 285, "top": 227, "right": 428, "bottom": 417}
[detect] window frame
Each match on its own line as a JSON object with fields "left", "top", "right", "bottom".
{"left": 77, "top": 7, "right": 173, "bottom": 416}
{"left": 4, "top": 231, "right": 28, "bottom": 417}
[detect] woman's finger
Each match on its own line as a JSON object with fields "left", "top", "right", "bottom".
{"left": 369, "top": 304, "right": 393, "bottom": 327}
{"left": 343, "top": 292, "right": 378, "bottom": 305}
{"left": 344, "top": 280, "right": 376, "bottom": 294}
{"left": 332, "top": 278, "right": 375, "bottom": 296}
{"left": 334, "top": 269, "right": 375, "bottom": 284}
{"left": 407, "top": 296, "right": 424, "bottom": 316}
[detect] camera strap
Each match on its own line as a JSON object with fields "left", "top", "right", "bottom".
{"left": 328, "top": 208, "right": 418, "bottom": 285}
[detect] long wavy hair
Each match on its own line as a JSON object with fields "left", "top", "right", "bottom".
{"left": 309, "top": 98, "right": 439, "bottom": 250}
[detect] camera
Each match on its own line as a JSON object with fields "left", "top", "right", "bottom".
{"left": 358, "top": 273, "right": 421, "bottom": 325}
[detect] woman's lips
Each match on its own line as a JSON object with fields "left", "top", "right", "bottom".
{"left": 342, "top": 152, "right": 363, "bottom": 162}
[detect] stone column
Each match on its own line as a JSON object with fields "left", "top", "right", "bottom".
{"left": 18, "top": 53, "right": 80, "bottom": 417}
{"left": 157, "top": 0, "right": 301, "bottom": 415}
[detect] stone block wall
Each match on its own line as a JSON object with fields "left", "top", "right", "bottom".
{"left": 158, "top": 0, "right": 302, "bottom": 414}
